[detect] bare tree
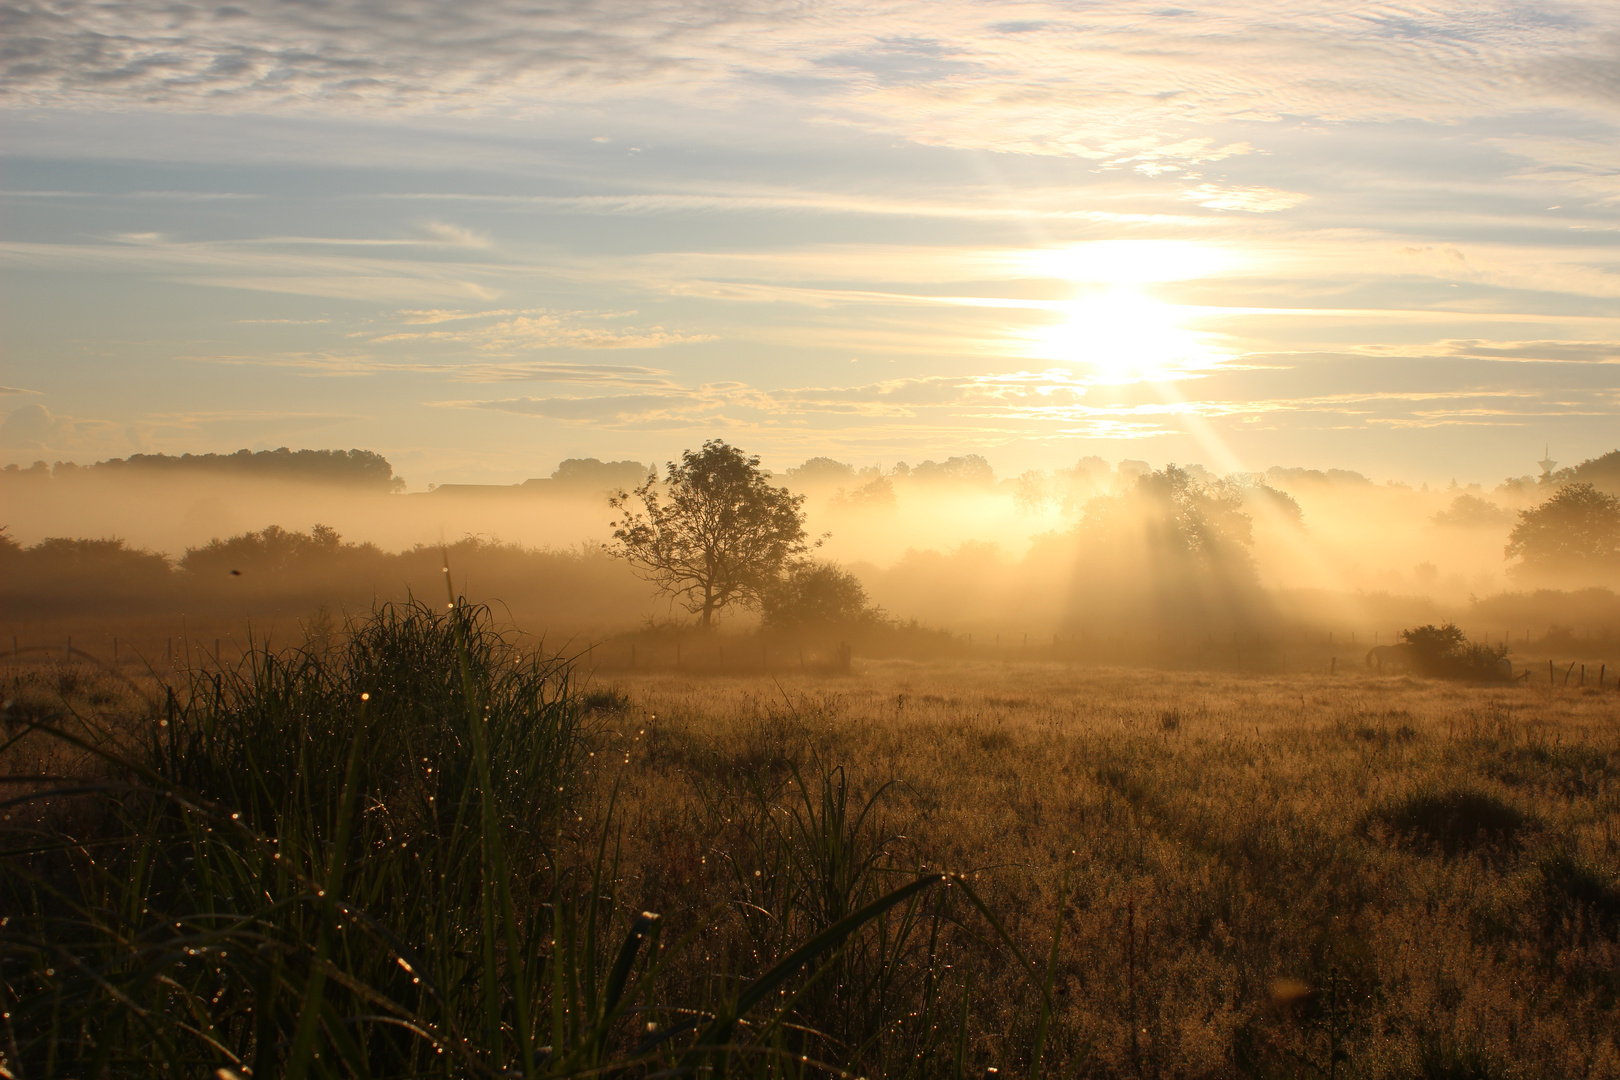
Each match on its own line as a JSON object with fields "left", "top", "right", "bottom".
{"left": 607, "top": 440, "right": 812, "bottom": 629}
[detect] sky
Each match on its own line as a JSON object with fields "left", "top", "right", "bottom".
{"left": 2, "top": 0, "right": 1618, "bottom": 488}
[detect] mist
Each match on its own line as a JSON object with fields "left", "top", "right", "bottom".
{"left": 4, "top": 447, "right": 1618, "bottom": 661}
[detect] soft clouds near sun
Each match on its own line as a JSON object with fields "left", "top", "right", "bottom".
{"left": 1, "top": 0, "right": 1617, "bottom": 480}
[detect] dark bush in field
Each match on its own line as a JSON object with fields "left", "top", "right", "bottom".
{"left": 1399, "top": 623, "right": 1511, "bottom": 680}
{"left": 1538, "top": 852, "right": 1620, "bottom": 940}
{"left": 1364, "top": 786, "right": 1532, "bottom": 855}
{"left": 579, "top": 686, "right": 633, "bottom": 713}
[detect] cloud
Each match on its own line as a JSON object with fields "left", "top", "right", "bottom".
{"left": 435, "top": 343, "right": 1620, "bottom": 442}
{"left": 460, "top": 393, "right": 709, "bottom": 422}
{"left": 0, "top": 403, "right": 125, "bottom": 453}
{"left": 1179, "top": 184, "right": 1310, "bottom": 213}
{"left": 417, "top": 221, "right": 491, "bottom": 248}
{"left": 371, "top": 310, "right": 712, "bottom": 351}
{"left": 1437, "top": 339, "right": 1620, "bottom": 364}
{"left": 445, "top": 370, "right": 1100, "bottom": 429}
{"left": 0, "top": 237, "right": 511, "bottom": 302}
{"left": 196, "top": 351, "right": 682, "bottom": 386}
{"left": 1354, "top": 339, "right": 1620, "bottom": 363}
{"left": 396, "top": 308, "right": 520, "bottom": 325}
{"left": 451, "top": 361, "right": 680, "bottom": 385}
{"left": 369, "top": 187, "right": 1213, "bottom": 225}
{"left": 6, "top": 0, "right": 1618, "bottom": 165}
{"left": 0, "top": 404, "right": 56, "bottom": 448}
{"left": 1532, "top": 34, "right": 1620, "bottom": 104}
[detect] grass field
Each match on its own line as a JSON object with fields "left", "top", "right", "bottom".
{"left": 592, "top": 661, "right": 1620, "bottom": 1077}
{"left": 3, "top": 609, "right": 1619, "bottom": 1077}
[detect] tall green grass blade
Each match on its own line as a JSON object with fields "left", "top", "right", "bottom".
{"left": 1029, "top": 863, "right": 1070, "bottom": 1080}
{"left": 680, "top": 872, "right": 946, "bottom": 1067}
{"left": 285, "top": 693, "right": 369, "bottom": 1080}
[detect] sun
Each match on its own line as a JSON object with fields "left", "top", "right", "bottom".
{"left": 1018, "top": 240, "right": 1235, "bottom": 381}
{"left": 1030, "top": 286, "right": 1215, "bottom": 382}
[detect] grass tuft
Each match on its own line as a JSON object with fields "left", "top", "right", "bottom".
{"left": 579, "top": 686, "right": 633, "bottom": 714}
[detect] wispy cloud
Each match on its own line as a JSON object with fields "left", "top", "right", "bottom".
{"left": 1179, "top": 185, "right": 1309, "bottom": 213}
{"left": 437, "top": 345, "right": 1620, "bottom": 440}
{"left": 0, "top": 238, "right": 512, "bottom": 302}
{"left": 7, "top": 1, "right": 1616, "bottom": 163}
{"left": 1, "top": 403, "right": 125, "bottom": 453}
{"left": 372, "top": 310, "right": 711, "bottom": 351}
{"left": 1356, "top": 339, "right": 1620, "bottom": 363}
{"left": 195, "top": 351, "right": 682, "bottom": 386}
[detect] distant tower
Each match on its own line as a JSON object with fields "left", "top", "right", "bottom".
{"left": 1537, "top": 444, "right": 1557, "bottom": 477}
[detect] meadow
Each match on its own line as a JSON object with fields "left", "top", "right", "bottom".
{"left": 3, "top": 604, "right": 1617, "bottom": 1078}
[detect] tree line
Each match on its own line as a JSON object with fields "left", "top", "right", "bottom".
{"left": 2, "top": 447, "right": 403, "bottom": 491}
{"left": 4, "top": 441, "right": 1618, "bottom": 630}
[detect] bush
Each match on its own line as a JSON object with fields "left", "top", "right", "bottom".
{"left": 761, "top": 560, "right": 885, "bottom": 631}
{"left": 1365, "top": 786, "right": 1532, "bottom": 856}
{"left": 1399, "top": 623, "right": 1511, "bottom": 680}
{"left": 1539, "top": 852, "right": 1620, "bottom": 941}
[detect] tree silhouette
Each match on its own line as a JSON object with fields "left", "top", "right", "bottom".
{"left": 1059, "top": 465, "right": 1260, "bottom": 633}
{"left": 608, "top": 440, "right": 812, "bottom": 629}
{"left": 1506, "top": 482, "right": 1620, "bottom": 576}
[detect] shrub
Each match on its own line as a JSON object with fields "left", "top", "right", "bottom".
{"left": 1365, "top": 787, "right": 1532, "bottom": 856}
{"left": 1399, "top": 624, "right": 1511, "bottom": 681}
{"left": 761, "top": 560, "right": 885, "bottom": 631}
{"left": 1539, "top": 852, "right": 1620, "bottom": 940}
{"left": 580, "top": 686, "right": 633, "bottom": 713}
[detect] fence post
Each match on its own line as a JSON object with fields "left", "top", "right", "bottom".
{"left": 1549, "top": 659, "right": 1554, "bottom": 685}
{"left": 1331, "top": 656, "right": 1337, "bottom": 675}
{"left": 66, "top": 636, "right": 72, "bottom": 662}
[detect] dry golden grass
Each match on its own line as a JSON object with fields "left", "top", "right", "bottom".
{"left": 584, "top": 661, "right": 1620, "bottom": 1078}
{"left": 6, "top": 643, "right": 1617, "bottom": 1077}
